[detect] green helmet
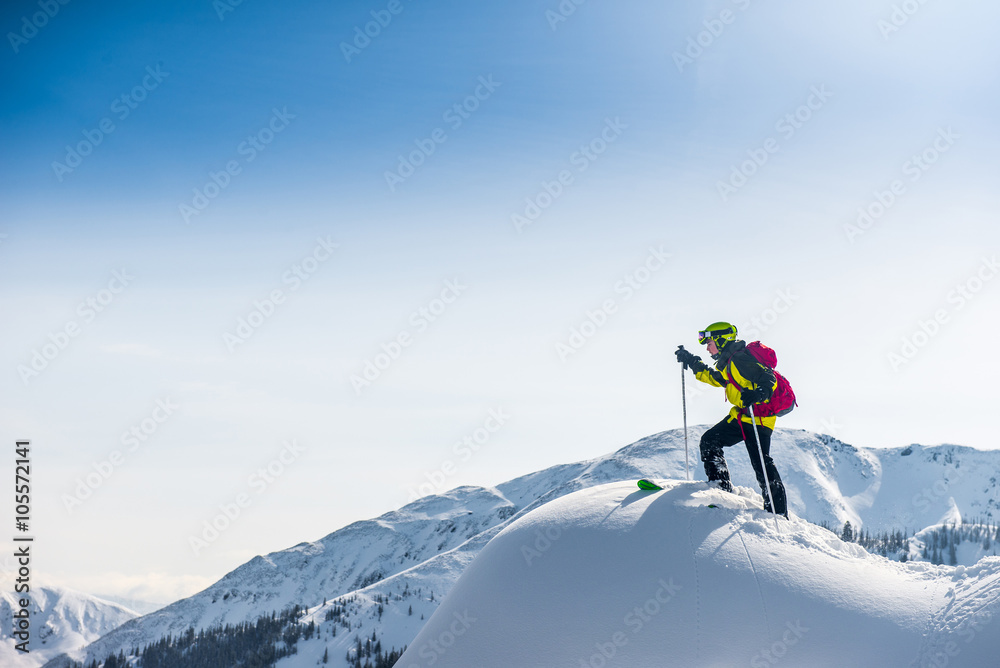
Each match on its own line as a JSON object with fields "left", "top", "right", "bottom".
{"left": 698, "top": 322, "right": 737, "bottom": 347}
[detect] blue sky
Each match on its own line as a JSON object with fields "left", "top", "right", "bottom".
{"left": 1, "top": 0, "right": 999, "bottom": 603}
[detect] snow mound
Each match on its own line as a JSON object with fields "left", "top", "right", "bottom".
{"left": 399, "top": 480, "right": 1000, "bottom": 668}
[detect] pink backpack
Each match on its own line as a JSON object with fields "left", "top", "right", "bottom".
{"left": 728, "top": 341, "right": 798, "bottom": 417}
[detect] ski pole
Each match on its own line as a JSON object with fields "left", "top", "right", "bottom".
{"left": 681, "top": 358, "right": 690, "bottom": 481}
{"left": 748, "top": 404, "right": 780, "bottom": 533}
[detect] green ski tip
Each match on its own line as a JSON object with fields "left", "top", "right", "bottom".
{"left": 707, "top": 504, "right": 718, "bottom": 508}
{"left": 637, "top": 479, "right": 663, "bottom": 491}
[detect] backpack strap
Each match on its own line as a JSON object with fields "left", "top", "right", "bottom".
{"left": 727, "top": 363, "right": 768, "bottom": 424}
{"left": 725, "top": 364, "right": 750, "bottom": 422}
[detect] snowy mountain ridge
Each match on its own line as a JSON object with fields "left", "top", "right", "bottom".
{"left": 1, "top": 584, "right": 138, "bottom": 668}
{"left": 46, "top": 427, "right": 1000, "bottom": 667}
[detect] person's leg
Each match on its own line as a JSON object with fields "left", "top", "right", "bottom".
{"left": 741, "top": 423, "right": 788, "bottom": 516}
{"left": 699, "top": 417, "right": 744, "bottom": 492}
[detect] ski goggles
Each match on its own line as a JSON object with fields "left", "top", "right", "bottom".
{"left": 698, "top": 327, "right": 734, "bottom": 345}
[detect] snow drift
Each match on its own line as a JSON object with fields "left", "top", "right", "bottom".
{"left": 399, "top": 480, "right": 1000, "bottom": 668}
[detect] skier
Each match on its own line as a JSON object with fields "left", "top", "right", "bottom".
{"left": 675, "top": 322, "right": 788, "bottom": 518}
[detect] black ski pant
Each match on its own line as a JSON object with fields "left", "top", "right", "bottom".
{"left": 700, "top": 415, "right": 787, "bottom": 516}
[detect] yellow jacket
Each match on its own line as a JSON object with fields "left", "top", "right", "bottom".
{"left": 692, "top": 340, "right": 778, "bottom": 429}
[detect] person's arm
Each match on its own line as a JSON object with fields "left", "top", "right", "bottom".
{"left": 676, "top": 347, "right": 727, "bottom": 386}
{"left": 691, "top": 358, "right": 726, "bottom": 387}
{"left": 732, "top": 351, "right": 776, "bottom": 402}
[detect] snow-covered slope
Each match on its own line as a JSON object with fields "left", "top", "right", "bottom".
{"left": 43, "top": 485, "right": 516, "bottom": 668}
{"left": 906, "top": 520, "right": 1000, "bottom": 567}
{"left": 400, "top": 480, "right": 1000, "bottom": 667}
{"left": 866, "top": 443, "right": 1000, "bottom": 531}
{"left": 1, "top": 585, "right": 138, "bottom": 668}
{"left": 53, "top": 428, "right": 1000, "bottom": 668}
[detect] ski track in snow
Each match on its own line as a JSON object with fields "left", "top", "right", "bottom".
{"left": 910, "top": 562, "right": 1000, "bottom": 667}
{"left": 910, "top": 569, "right": 953, "bottom": 668}
{"left": 686, "top": 513, "right": 702, "bottom": 663}
{"left": 736, "top": 526, "right": 771, "bottom": 639}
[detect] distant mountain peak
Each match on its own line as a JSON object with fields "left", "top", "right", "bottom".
{"left": 2, "top": 584, "right": 138, "bottom": 668}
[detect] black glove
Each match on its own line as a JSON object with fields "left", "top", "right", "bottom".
{"left": 675, "top": 347, "right": 701, "bottom": 368}
{"left": 741, "top": 387, "right": 768, "bottom": 406}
